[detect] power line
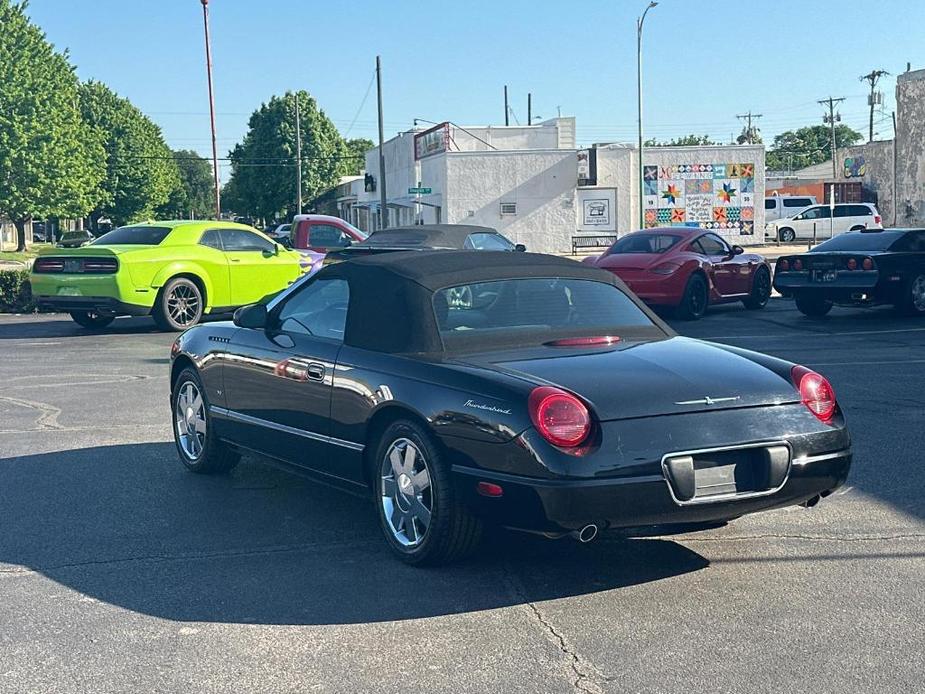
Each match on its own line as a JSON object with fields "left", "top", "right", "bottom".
{"left": 342, "top": 70, "right": 377, "bottom": 138}
{"left": 735, "top": 111, "right": 762, "bottom": 143}
{"left": 818, "top": 96, "right": 845, "bottom": 178}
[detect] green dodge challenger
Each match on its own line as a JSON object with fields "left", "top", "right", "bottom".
{"left": 30, "top": 221, "right": 303, "bottom": 331}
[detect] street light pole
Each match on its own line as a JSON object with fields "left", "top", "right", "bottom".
{"left": 200, "top": 0, "right": 220, "bottom": 219}
{"left": 636, "top": 1, "right": 657, "bottom": 230}
{"left": 295, "top": 94, "right": 302, "bottom": 215}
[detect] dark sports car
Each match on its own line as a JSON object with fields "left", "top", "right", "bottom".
{"left": 169, "top": 251, "right": 851, "bottom": 565}
{"left": 321, "top": 223, "right": 525, "bottom": 267}
{"left": 773, "top": 228, "right": 925, "bottom": 317}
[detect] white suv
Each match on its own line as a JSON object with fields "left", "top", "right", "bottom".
{"left": 766, "top": 203, "right": 882, "bottom": 242}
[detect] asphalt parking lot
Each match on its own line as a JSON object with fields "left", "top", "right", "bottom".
{"left": 1, "top": 300, "right": 923, "bottom": 694}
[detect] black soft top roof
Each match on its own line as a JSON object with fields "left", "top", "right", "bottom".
{"left": 355, "top": 224, "right": 501, "bottom": 250}
{"left": 315, "top": 251, "right": 669, "bottom": 354}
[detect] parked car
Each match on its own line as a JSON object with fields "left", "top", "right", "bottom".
{"left": 266, "top": 223, "right": 290, "bottom": 243}
{"left": 56, "top": 230, "right": 94, "bottom": 248}
{"left": 286, "top": 214, "right": 368, "bottom": 274}
{"left": 773, "top": 228, "right": 925, "bottom": 317}
{"left": 766, "top": 203, "right": 882, "bottom": 243}
{"left": 582, "top": 227, "right": 771, "bottom": 320}
{"left": 764, "top": 194, "right": 816, "bottom": 223}
{"left": 30, "top": 221, "right": 303, "bottom": 331}
{"left": 169, "top": 250, "right": 851, "bottom": 565}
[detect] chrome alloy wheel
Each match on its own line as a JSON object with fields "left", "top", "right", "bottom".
{"left": 380, "top": 438, "right": 433, "bottom": 547}
{"left": 167, "top": 284, "right": 201, "bottom": 327}
{"left": 912, "top": 276, "right": 925, "bottom": 312}
{"left": 175, "top": 381, "right": 206, "bottom": 460}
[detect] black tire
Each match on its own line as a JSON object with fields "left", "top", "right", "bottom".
{"left": 896, "top": 273, "right": 925, "bottom": 316}
{"left": 676, "top": 273, "right": 709, "bottom": 321}
{"left": 69, "top": 310, "right": 115, "bottom": 329}
{"left": 153, "top": 277, "right": 204, "bottom": 331}
{"left": 795, "top": 294, "right": 833, "bottom": 318}
{"left": 850, "top": 225, "right": 865, "bottom": 232}
{"left": 372, "top": 419, "right": 482, "bottom": 566}
{"left": 743, "top": 267, "right": 771, "bottom": 310}
{"left": 171, "top": 367, "right": 239, "bottom": 474}
{"left": 778, "top": 227, "right": 796, "bottom": 243}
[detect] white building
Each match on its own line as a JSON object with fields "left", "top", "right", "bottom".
{"left": 344, "top": 118, "right": 765, "bottom": 254}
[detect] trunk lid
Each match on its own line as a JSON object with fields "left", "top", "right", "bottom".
{"left": 454, "top": 336, "right": 798, "bottom": 421}
{"left": 593, "top": 253, "right": 661, "bottom": 273}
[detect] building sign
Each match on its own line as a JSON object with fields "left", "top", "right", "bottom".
{"left": 844, "top": 156, "right": 867, "bottom": 178}
{"left": 414, "top": 122, "right": 450, "bottom": 160}
{"left": 643, "top": 163, "right": 756, "bottom": 235}
{"left": 577, "top": 148, "right": 597, "bottom": 186}
{"left": 576, "top": 188, "right": 616, "bottom": 232}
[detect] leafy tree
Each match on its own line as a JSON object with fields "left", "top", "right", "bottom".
{"left": 225, "top": 90, "right": 351, "bottom": 220}
{"left": 344, "top": 137, "right": 373, "bottom": 175}
{"left": 157, "top": 149, "right": 215, "bottom": 219}
{"left": 79, "top": 80, "right": 181, "bottom": 228}
{"left": 0, "top": 0, "right": 104, "bottom": 250}
{"left": 766, "top": 124, "right": 863, "bottom": 171}
{"left": 645, "top": 134, "right": 719, "bottom": 147}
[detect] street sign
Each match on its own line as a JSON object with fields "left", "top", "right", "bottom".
{"left": 408, "top": 187, "right": 432, "bottom": 194}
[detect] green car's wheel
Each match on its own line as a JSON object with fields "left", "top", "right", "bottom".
{"left": 154, "top": 277, "right": 204, "bottom": 331}
{"left": 69, "top": 311, "right": 115, "bottom": 329}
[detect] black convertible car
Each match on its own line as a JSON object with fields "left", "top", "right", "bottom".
{"left": 170, "top": 251, "right": 851, "bottom": 564}
{"left": 774, "top": 228, "right": 925, "bottom": 317}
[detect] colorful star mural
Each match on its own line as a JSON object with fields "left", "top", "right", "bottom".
{"left": 717, "top": 182, "right": 737, "bottom": 204}
{"left": 661, "top": 183, "right": 681, "bottom": 205}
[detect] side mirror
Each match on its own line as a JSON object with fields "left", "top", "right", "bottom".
{"left": 731, "top": 245, "right": 744, "bottom": 256}
{"left": 262, "top": 245, "right": 280, "bottom": 258}
{"left": 515, "top": 243, "right": 527, "bottom": 252}
{"left": 233, "top": 303, "right": 268, "bottom": 329}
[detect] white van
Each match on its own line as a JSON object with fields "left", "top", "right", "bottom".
{"left": 764, "top": 195, "right": 817, "bottom": 222}
{"left": 765, "top": 203, "right": 883, "bottom": 242}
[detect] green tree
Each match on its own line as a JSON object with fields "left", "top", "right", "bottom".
{"left": 766, "top": 124, "right": 863, "bottom": 171}
{"left": 157, "top": 149, "right": 215, "bottom": 219}
{"left": 645, "top": 134, "right": 719, "bottom": 147}
{"left": 79, "top": 80, "right": 181, "bottom": 227}
{"left": 0, "top": 0, "right": 104, "bottom": 250}
{"left": 226, "top": 90, "right": 350, "bottom": 220}
{"left": 344, "top": 137, "right": 373, "bottom": 175}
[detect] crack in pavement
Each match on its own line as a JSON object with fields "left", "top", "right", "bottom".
{"left": 0, "top": 396, "right": 63, "bottom": 430}
{"left": 0, "top": 538, "right": 382, "bottom": 576}
{"left": 501, "top": 562, "right": 605, "bottom": 694}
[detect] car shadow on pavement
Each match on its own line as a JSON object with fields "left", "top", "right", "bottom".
{"left": 0, "top": 313, "right": 233, "bottom": 339}
{"left": 0, "top": 443, "right": 708, "bottom": 626}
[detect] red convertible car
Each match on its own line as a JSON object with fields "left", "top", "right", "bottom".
{"left": 583, "top": 227, "right": 772, "bottom": 319}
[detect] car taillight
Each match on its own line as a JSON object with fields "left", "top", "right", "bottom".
{"left": 862, "top": 257, "right": 874, "bottom": 271}
{"left": 82, "top": 257, "right": 119, "bottom": 273}
{"left": 791, "top": 365, "right": 836, "bottom": 424}
{"left": 792, "top": 259, "right": 803, "bottom": 271}
{"left": 650, "top": 261, "right": 682, "bottom": 275}
{"left": 846, "top": 258, "right": 857, "bottom": 270}
{"left": 546, "top": 336, "right": 621, "bottom": 347}
{"left": 778, "top": 259, "right": 790, "bottom": 271}
{"left": 528, "top": 386, "right": 591, "bottom": 448}
{"left": 33, "top": 258, "right": 65, "bottom": 273}
{"left": 874, "top": 215, "right": 882, "bottom": 225}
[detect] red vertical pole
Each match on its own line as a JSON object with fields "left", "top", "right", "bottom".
{"left": 201, "top": 0, "right": 221, "bottom": 219}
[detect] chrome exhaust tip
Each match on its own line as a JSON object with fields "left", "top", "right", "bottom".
{"left": 571, "top": 524, "right": 599, "bottom": 543}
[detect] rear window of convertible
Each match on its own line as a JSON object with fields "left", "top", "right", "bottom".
{"left": 433, "top": 277, "right": 657, "bottom": 346}
{"left": 91, "top": 226, "right": 172, "bottom": 246}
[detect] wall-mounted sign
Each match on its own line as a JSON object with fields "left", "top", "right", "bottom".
{"left": 409, "top": 187, "right": 432, "bottom": 194}
{"left": 577, "top": 148, "right": 597, "bottom": 186}
{"left": 414, "top": 122, "right": 450, "bottom": 160}
{"left": 844, "top": 156, "right": 867, "bottom": 178}
{"left": 577, "top": 188, "right": 616, "bottom": 232}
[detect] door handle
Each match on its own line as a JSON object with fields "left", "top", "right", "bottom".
{"left": 305, "top": 363, "right": 325, "bottom": 381}
{"left": 274, "top": 358, "right": 324, "bottom": 382}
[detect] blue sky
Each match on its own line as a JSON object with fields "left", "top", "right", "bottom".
{"left": 27, "top": 0, "right": 923, "bottom": 179}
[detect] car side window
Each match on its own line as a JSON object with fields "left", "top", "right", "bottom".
{"left": 310, "top": 224, "right": 351, "bottom": 248}
{"left": 275, "top": 278, "right": 349, "bottom": 341}
{"left": 799, "top": 206, "right": 829, "bottom": 220}
{"left": 199, "top": 229, "right": 223, "bottom": 250}
{"left": 220, "top": 229, "right": 276, "bottom": 253}
{"left": 694, "top": 233, "right": 729, "bottom": 256}
{"left": 894, "top": 231, "right": 925, "bottom": 252}
{"left": 465, "top": 232, "right": 515, "bottom": 251}
{"left": 852, "top": 205, "right": 872, "bottom": 216}
{"left": 764, "top": 199, "right": 776, "bottom": 210}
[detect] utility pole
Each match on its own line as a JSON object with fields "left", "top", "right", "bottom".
{"left": 504, "top": 85, "right": 509, "bottom": 126}
{"left": 294, "top": 94, "right": 302, "bottom": 215}
{"left": 200, "top": 0, "right": 220, "bottom": 219}
{"left": 376, "top": 55, "right": 388, "bottom": 230}
{"left": 636, "top": 1, "right": 658, "bottom": 230}
{"left": 735, "top": 111, "right": 762, "bottom": 144}
{"left": 527, "top": 93, "right": 532, "bottom": 124}
{"left": 860, "top": 69, "right": 889, "bottom": 143}
{"left": 819, "top": 96, "right": 845, "bottom": 179}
